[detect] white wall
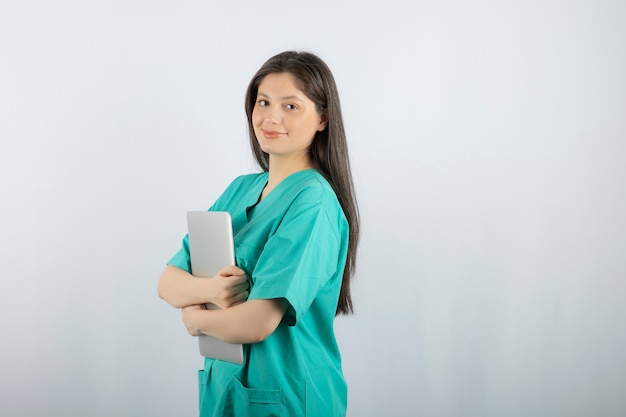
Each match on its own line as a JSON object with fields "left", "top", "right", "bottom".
{"left": 1, "top": 1, "right": 625, "bottom": 416}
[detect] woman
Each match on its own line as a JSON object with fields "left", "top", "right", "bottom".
{"left": 158, "top": 50, "right": 359, "bottom": 417}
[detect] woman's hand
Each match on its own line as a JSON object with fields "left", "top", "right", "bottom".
{"left": 204, "top": 266, "right": 250, "bottom": 309}
{"left": 158, "top": 265, "right": 250, "bottom": 309}
{"left": 182, "top": 304, "right": 206, "bottom": 336}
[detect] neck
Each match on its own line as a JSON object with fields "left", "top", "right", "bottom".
{"left": 262, "top": 154, "right": 312, "bottom": 199}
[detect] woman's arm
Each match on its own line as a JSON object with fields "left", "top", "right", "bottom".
{"left": 157, "top": 265, "right": 249, "bottom": 309}
{"left": 182, "top": 299, "right": 289, "bottom": 344}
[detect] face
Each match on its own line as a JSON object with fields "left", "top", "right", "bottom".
{"left": 252, "top": 72, "right": 327, "bottom": 165}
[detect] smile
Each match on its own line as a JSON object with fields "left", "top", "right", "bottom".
{"left": 261, "top": 129, "right": 286, "bottom": 139}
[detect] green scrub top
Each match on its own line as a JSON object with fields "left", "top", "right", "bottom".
{"left": 168, "top": 169, "right": 349, "bottom": 417}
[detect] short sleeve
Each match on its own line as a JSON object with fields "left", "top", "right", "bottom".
{"left": 167, "top": 234, "right": 191, "bottom": 273}
{"left": 247, "top": 196, "right": 343, "bottom": 325}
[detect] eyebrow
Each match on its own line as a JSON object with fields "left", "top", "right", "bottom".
{"left": 257, "top": 92, "right": 305, "bottom": 102}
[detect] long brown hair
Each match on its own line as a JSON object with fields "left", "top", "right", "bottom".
{"left": 244, "top": 51, "right": 360, "bottom": 315}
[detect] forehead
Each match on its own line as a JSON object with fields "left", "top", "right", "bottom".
{"left": 257, "top": 72, "right": 305, "bottom": 97}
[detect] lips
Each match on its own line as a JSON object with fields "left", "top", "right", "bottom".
{"left": 261, "top": 129, "right": 285, "bottom": 139}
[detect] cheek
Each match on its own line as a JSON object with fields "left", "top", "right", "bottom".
{"left": 251, "top": 108, "right": 263, "bottom": 126}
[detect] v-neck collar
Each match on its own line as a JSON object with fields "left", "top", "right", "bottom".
{"left": 245, "top": 169, "right": 316, "bottom": 221}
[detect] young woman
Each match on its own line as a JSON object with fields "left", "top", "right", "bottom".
{"left": 158, "top": 50, "right": 359, "bottom": 417}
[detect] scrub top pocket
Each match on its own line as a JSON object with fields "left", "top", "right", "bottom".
{"left": 199, "top": 368, "right": 285, "bottom": 417}
{"left": 229, "top": 377, "right": 283, "bottom": 417}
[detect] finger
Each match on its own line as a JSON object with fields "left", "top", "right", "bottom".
{"left": 218, "top": 265, "right": 244, "bottom": 277}
{"left": 220, "top": 274, "right": 248, "bottom": 288}
{"left": 232, "top": 290, "right": 249, "bottom": 303}
{"left": 225, "top": 291, "right": 249, "bottom": 307}
{"left": 230, "top": 298, "right": 246, "bottom": 307}
{"left": 223, "top": 289, "right": 250, "bottom": 306}
{"left": 231, "top": 291, "right": 250, "bottom": 304}
{"left": 230, "top": 278, "right": 250, "bottom": 289}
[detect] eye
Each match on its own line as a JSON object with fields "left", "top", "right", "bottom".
{"left": 257, "top": 99, "right": 268, "bottom": 107}
{"left": 285, "top": 104, "right": 298, "bottom": 110}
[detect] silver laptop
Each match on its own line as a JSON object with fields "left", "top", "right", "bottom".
{"left": 187, "top": 211, "right": 244, "bottom": 364}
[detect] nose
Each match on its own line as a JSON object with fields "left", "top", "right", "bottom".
{"left": 264, "top": 105, "right": 281, "bottom": 125}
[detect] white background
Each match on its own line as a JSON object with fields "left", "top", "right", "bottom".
{"left": 1, "top": 1, "right": 625, "bottom": 416}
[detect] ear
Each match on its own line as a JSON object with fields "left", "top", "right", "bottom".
{"left": 317, "top": 112, "right": 329, "bottom": 131}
